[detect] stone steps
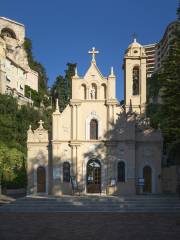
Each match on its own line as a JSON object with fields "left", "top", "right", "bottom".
{"left": 0, "top": 195, "right": 180, "bottom": 213}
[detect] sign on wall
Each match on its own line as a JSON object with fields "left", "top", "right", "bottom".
{"left": 53, "top": 167, "right": 61, "bottom": 179}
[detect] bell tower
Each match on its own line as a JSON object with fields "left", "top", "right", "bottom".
{"left": 123, "top": 38, "right": 147, "bottom": 114}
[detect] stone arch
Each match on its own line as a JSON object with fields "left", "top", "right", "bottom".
{"left": 1, "top": 28, "right": 16, "bottom": 39}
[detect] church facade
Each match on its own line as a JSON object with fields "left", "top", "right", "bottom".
{"left": 27, "top": 40, "right": 162, "bottom": 196}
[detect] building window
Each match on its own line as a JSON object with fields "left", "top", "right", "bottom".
{"left": 117, "top": 161, "right": 125, "bottom": 182}
{"left": 90, "top": 119, "right": 98, "bottom": 140}
{"left": 132, "top": 66, "right": 140, "bottom": 95}
{"left": 63, "top": 162, "right": 70, "bottom": 182}
{"left": 1, "top": 28, "right": 16, "bottom": 39}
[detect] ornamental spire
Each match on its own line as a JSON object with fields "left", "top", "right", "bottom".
{"left": 56, "top": 98, "right": 60, "bottom": 112}
{"left": 88, "top": 47, "right": 99, "bottom": 63}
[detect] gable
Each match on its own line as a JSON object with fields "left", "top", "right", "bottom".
{"left": 84, "top": 62, "right": 104, "bottom": 81}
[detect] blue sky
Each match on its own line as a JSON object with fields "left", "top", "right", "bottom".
{"left": 0, "top": 0, "right": 178, "bottom": 100}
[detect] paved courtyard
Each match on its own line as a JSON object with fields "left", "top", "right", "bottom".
{"left": 0, "top": 212, "right": 180, "bottom": 240}
{"left": 0, "top": 195, "right": 180, "bottom": 240}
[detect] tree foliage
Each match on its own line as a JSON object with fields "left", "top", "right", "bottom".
{"left": 23, "top": 38, "right": 48, "bottom": 94}
{"left": 147, "top": 22, "right": 180, "bottom": 164}
{"left": 0, "top": 94, "right": 52, "bottom": 188}
{"left": 51, "top": 63, "right": 76, "bottom": 111}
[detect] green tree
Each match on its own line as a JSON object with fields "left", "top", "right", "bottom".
{"left": 51, "top": 63, "right": 76, "bottom": 111}
{"left": 23, "top": 38, "right": 48, "bottom": 94}
{"left": 0, "top": 94, "right": 52, "bottom": 188}
{"left": 147, "top": 21, "right": 180, "bottom": 164}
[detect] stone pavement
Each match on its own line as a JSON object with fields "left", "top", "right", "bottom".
{"left": 0, "top": 212, "right": 180, "bottom": 240}
{"left": 0, "top": 195, "right": 180, "bottom": 239}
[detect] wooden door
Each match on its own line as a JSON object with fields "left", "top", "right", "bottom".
{"left": 87, "top": 159, "right": 101, "bottom": 193}
{"left": 37, "top": 166, "right": 46, "bottom": 193}
{"left": 143, "top": 166, "right": 152, "bottom": 193}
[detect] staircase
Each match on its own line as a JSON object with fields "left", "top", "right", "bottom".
{"left": 0, "top": 194, "right": 180, "bottom": 213}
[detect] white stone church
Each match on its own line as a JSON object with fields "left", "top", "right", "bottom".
{"left": 27, "top": 40, "right": 162, "bottom": 196}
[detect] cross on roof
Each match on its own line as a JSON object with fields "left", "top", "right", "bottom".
{"left": 38, "top": 120, "right": 44, "bottom": 129}
{"left": 88, "top": 47, "right": 99, "bottom": 62}
{"left": 132, "top": 33, "right": 137, "bottom": 42}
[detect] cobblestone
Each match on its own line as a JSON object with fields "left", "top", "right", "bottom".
{"left": 0, "top": 212, "right": 180, "bottom": 240}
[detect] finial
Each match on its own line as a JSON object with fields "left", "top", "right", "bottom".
{"left": 110, "top": 66, "right": 115, "bottom": 76}
{"left": 38, "top": 120, "right": 44, "bottom": 129}
{"left": 132, "top": 33, "right": 137, "bottom": 43}
{"left": 74, "top": 66, "right": 78, "bottom": 77}
{"left": 56, "top": 98, "right": 60, "bottom": 112}
{"left": 28, "top": 125, "right": 32, "bottom": 132}
{"left": 88, "top": 47, "right": 99, "bottom": 63}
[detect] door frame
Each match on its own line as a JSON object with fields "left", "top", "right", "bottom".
{"left": 33, "top": 164, "right": 48, "bottom": 194}
{"left": 86, "top": 158, "right": 101, "bottom": 193}
{"left": 143, "top": 165, "right": 152, "bottom": 193}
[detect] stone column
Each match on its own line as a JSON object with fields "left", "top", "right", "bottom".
{"left": 87, "top": 87, "right": 90, "bottom": 100}
{"left": 76, "top": 105, "right": 78, "bottom": 140}
{"left": 107, "top": 104, "right": 113, "bottom": 131}
{"left": 71, "top": 145, "right": 77, "bottom": 177}
{"left": 70, "top": 100, "right": 81, "bottom": 140}
{"left": 106, "top": 100, "right": 118, "bottom": 132}
{"left": 126, "top": 141, "right": 136, "bottom": 194}
{"left": 97, "top": 86, "right": 100, "bottom": 99}
{"left": 70, "top": 143, "right": 81, "bottom": 180}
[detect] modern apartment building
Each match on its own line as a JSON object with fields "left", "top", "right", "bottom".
{"left": 155, "top": 20, "right": 180, "bottom": 70}
{"left": 143, "top": 43, "right": 157, "bottom": 78}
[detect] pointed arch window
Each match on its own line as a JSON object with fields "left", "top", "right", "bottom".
{"left": 117, "top": 161, "right": 125, "bottom": 182}
{"left": 90, "top": 119, "right": 98, "bottom": 140}
{"left": 63, "top": 162, "right": 70, "bottom": 182}
{"left": 132, "top": 66, "right": 140, "bottom": 95}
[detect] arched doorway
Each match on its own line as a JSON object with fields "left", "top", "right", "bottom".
{"left": 143, "top": 166, "right": 152, "bottom": 193}
{"left": 87, "top": 159, "right": 101, "bottom": 193}
{"left": 37, "top": 166, "right": 46, "bottom": 193}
